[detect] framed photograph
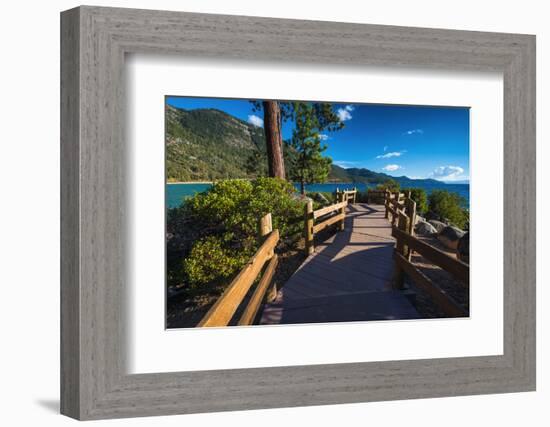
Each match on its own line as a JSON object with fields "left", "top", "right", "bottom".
{"left": 164, "top": 96, "right": 472, "bottom": 329}
{"left": 61, "top": 6, "right": 535, "bottom": 420}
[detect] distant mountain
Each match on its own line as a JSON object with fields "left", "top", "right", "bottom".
{"left": 327, "top": 164, "right": 442, "bottom": 187}
{"left": 166, "top": 105, "right": 449, "bottom": 187}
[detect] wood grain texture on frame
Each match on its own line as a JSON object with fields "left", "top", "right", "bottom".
{"left": 60, "top": 5, "right": 536, "bottom": 420}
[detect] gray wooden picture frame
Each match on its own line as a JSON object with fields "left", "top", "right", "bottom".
{"left": 60, "top": 5, "right": 536, "bottom": 420}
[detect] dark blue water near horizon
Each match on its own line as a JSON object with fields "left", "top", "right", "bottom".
{"left": 167, "top": 182, "right": 469, "bottom": 209}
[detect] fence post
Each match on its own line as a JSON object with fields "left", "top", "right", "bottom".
{"left": 405, "top": 199, "right": 416, "bottom": 261}
{"left": 384, "top": 190, "right": 390, "bottom": 218}
{"left": 258, "top": 213, "right": 278, "bottom": 302}
{"left": 259, "top": 213, "right": 274, "bottom": 257}
{"left": 406, "top": 199, "right": 416, "bottom": 235}
{"left": 393, "top": 211, "right": 409, "bottom": 290}
{"left": 390, "top": 193, "right": 399, "bottom": 226}
{"left": 396, "top": 212, "right": 409, "bottom": 255}
{"left": 259, "top": 213, "right": 272, "bottom": 237}
{"left": 337, "top": 192, "right": 346, "bottom": 231}
{"left": 353, "top": 187, "right": 357, "bottom": 203}
{"left": 394, "top": 190, "right": 400, "bottom": 204}
{"left": 304, "top": 200, "right": 314, "bottom": 255}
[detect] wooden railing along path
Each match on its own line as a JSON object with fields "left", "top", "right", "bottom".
{"left": 384, "top": 191, "right": 469, "bottom": 317}
{"left": 198, "top": 187, "right": 469, "bottom": 326}
{"left": 304, "top": 188, "right": 357, "bottom": 255}
{"left": 337, "top": 187, "right": 357, "bottom": 204}
{"left": 198, "top": 213, "right": 279, "bottom": 327}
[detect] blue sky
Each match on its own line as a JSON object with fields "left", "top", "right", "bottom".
{"left": 166, "top": 96, "right": 470, "bottom": 182}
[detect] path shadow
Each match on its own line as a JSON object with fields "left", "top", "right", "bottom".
{"left": 346, "top": 203, "right": 361, "bottom": 213}
{"left": 261, "top": 246, "right": 418, "bottom": 325}
{"left": 260, "top": 204, "right": 421, "bottom": 325}
{"left": 347, "top": 203, "right": 378, "bottom": 215}
{"left": 315, "top": 203, "right": 393, "bottom": 253}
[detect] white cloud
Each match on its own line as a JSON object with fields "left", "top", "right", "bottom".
{"left": 318, "top": 133, "right": 329, "bottom": 141}
{"left": 403, "top": 128, "right": 424, "bottom": 135}
{"left": 336, "top": 105, "right": 355, "bottom": 121}
{"left": 376, "top": 150, "right": 406, "bottom": 159}
{"left": 247, "top": 114, "right": 264, "bottom": 127}
{"left": 383, "top": 145, "right": 388, "bottom": 152}
{"left": 382, "top": 164, "right": 402, "bottom": 172}
{"left": 429, "top": 165, "right": 466, "bottom": 181}
{"left": 333, "top": 160, "right": 361, "bottom": 168}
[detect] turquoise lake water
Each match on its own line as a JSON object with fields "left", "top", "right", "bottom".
{"left": 167, "top": 182, "right": 470, "bottom": 209}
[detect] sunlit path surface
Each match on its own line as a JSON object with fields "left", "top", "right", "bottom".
{"left": 260, "top": 204, "right": 419, "bottom": 325}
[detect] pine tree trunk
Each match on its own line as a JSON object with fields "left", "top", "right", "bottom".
{"left": 262, "top": 101, "right": 286, "bottom": 179}
{"left": 300, "top": 180, "right": 305, "bottom": 195}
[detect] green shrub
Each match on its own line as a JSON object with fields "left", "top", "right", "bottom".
{"left": 318, "top": 191, "right": 335, "bottom": 204}
{"left": 183, "top": 235, "right": 251, "bottom": 287}
{"left": 167, "top": 178, "right": 303, "bottom": 292}
{"left": 427, "top": 190, "right": 468, "bottom": 229}
{"left": 402, "top": 187, "right": 428, "bottom": 214}
{"left": 187, "top": 179, "right": 255, "bottom": 235}
{"left": 307, "top": 191, "right": 334, "bottom": 209}
{"left": 375, "top": 178, "right": 400, "bottom": 192}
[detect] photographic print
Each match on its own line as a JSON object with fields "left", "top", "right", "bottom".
{"left": 165, "top": 97, "right": 470, "bottom": 328}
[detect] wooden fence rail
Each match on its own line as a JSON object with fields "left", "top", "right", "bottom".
{"left": 384, "top": 190, "right": 408, "bottom": 221}
{"left": 336, "top": 187, "right": 357, "bottom": 204}
{"left": 391, "top": 205, "right": 469, "bottom": 317}
{"left": 305, "top": 194, "right": 348, "bottom": 255}
{"left": 393, "top": 227, "right": 469, "bottom": 285}
{"left": 198, "top": 213, "right": 279, "bottom": 327}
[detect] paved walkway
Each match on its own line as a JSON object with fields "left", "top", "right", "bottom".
{"left": 259, "top": 203, "right": 419, "bottom": 325}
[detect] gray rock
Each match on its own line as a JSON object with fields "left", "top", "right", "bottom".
{"left": 456, "top": 232, "right": 469, "bottom": 264}
{"left": 437, "top": 226, "right": 465, "bottom": 250}
{"left": 292, "top": 193, "right": 310, "bottom": 203}
{"left": 429, "top": 220, "right": 447, "bottom": 233}
{"left": 415, "top": 220, "right": 438, "bottom": 235}
{"left": 425, "top": 211, "right": 440, "bottom": 221}
{"left": 309, "top": 192, "right": 331, "bottom": 206}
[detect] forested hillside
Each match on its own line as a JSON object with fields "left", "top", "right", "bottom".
{"left": 166, "top": 105, "right": 267, "bottom": 181}
{"left": 166, "top": 105, "right": 441, "bottom": 187}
